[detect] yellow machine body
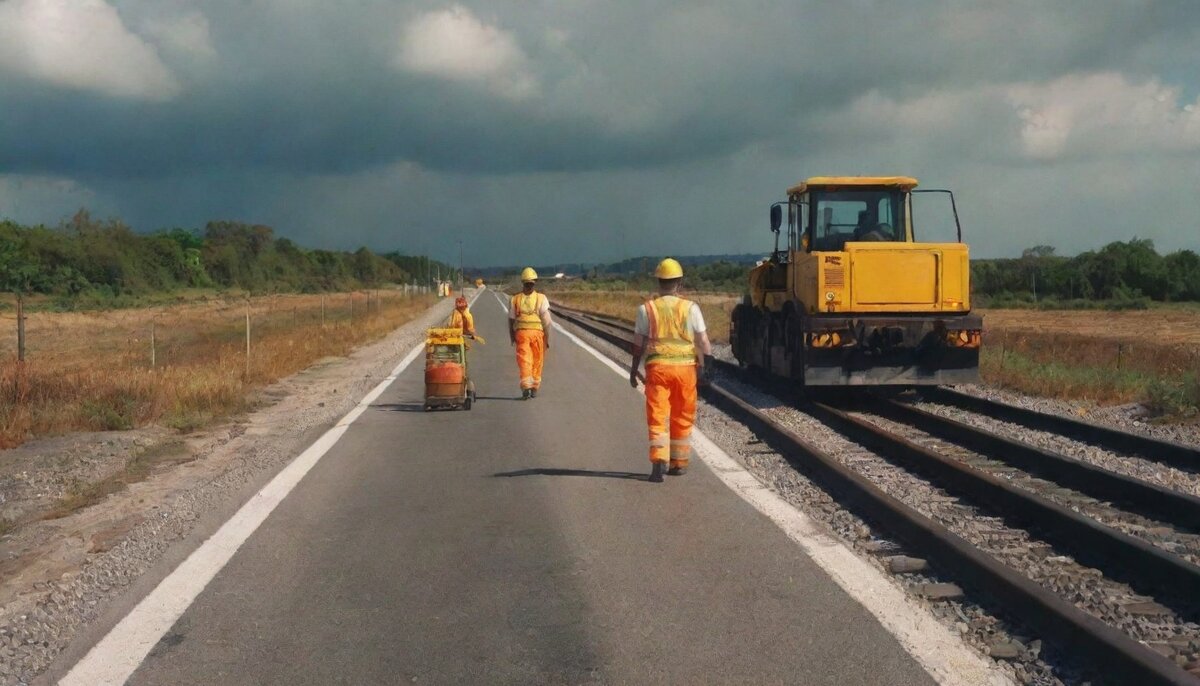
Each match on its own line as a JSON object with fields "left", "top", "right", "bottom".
{"left": 754, "top": 242, "right": 971, "bottom": 315}
{"left": 735, "top": 176, "right": 982, "bottom": 386}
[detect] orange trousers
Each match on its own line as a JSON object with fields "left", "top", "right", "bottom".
{"left": 644, "top": 364, "right": 697, "bottom": 466}
{"left": 515, "top": 329, "right": 545, "bottom": 390}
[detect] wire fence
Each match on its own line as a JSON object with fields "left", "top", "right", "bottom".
{"left": 0, "top": 287, "right": 433, "bottom": 372}
{"left": 0, "top": 287, "right": 439, "bottom": 448}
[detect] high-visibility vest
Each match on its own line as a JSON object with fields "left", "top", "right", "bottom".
{"left": 512, "top": 292, "right": 545, "bottom": 331}
{"left": 644, "top": 296, "right": 696, "bottom": 366}
{"left": 450, "top": 309, "right": 473, "bottom": 333}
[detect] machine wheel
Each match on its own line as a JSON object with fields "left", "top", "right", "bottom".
{"left": 781, "top": 304, "right": 802, "bottom": 379}
{"left": 756, "top": 315, "right": 772, "bottom": 371}
{"left": 730, "top": 304, "right": 750, "bottom": 367}
{"left": 463, "top": 393, "right": 473, "bottom": 411}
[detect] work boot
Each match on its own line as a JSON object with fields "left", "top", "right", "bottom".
{"left": 667, "top": 465, "right": 688, "bottom": 476}
{"left": 522, "top": 389, "right": 531, "bottom": 400}
{"left": 649, "top": 462, "right": 665, "bottom": 483}
{"left": 530, "top": 388, "right": 538, "bottom": 398}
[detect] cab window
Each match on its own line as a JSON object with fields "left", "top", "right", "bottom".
{"left": 810, "top": 190, "right": 905, "bottom": 250}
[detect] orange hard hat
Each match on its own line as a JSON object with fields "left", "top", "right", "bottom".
{"left": 455, "top": 296, "right": 467, "bottom": 309}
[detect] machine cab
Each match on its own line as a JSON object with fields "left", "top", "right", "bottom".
{"left": 778, "top": 177, "right": 970, "bottom": 316}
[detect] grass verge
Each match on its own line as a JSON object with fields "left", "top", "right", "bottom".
{"left": 1, "top": 291, "right": 437, "bottom": 448}
{"left": 983, "top": 328, "right": 1200, "bottom": 418}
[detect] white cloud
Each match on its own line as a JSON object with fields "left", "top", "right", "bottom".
{"left": 0, "top": 0, "right": 179, "bottom": 100}
{"left": 141, "top": 10, "right": 216, "bottom": 62}
{"left": 840, "top": 73, "right": 1200, "bottom": 163}
{"left": 1007, "top": 73, "right": 1200, "bottom": 160}
{"left": 394, "top": 5, "right": 538, "bottom": 99}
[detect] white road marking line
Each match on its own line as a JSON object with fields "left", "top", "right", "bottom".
{"left": 60, "top": 341, "right": 429, "bottom": 686}
{"left": 556, "top": 322, "right": 1013, "bottom": 686}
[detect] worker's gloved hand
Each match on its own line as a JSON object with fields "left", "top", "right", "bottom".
{"left": 629, "top": 369, "right": 639, "bottom": 388}
{"left": 698, "top": 355, "right": 715, "bottom": 387}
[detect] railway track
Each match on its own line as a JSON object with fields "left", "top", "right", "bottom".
{"left": 921, "top": 386, "right": 1200, "bottom": 471}
{"left": 552, "top": 303, "right": 1200, "bottom": 685}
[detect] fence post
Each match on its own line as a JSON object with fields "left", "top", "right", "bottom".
{"left": 245, "top": 299, "right": 251, "bottom": 379}
{"left": 349, "top": 293, "right": 354, "bottom": 325}
{"left": 150, "top": 317, "right": 156, "bottom": 368}
{"left": 1117, "top": 343, "right": 1124, "bottom": 370}
{"left": 16, "top": 291, "right": 26, "bottom": 363}
{"left": 321, "top": 294, "right": 326, "bottom": 328}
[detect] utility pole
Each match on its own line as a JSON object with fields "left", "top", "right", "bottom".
{"left": 458, "top": 239, "right": 464, "bottom": 292}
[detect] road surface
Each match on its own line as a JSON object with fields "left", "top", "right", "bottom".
{"left": 88, "top": 293, "right": 939, "bottom": 685}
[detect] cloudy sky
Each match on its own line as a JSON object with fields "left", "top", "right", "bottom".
{"left": 1, "top": 0, "right": 1198, "bottom": 266}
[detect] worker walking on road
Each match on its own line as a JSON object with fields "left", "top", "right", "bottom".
{"left": 629, "top": 258, "right": 713, "bottom": 483}
{"left": 510, "top": 268, "right": 552, "bottom": 400}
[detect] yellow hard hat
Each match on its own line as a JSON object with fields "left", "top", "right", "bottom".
{"left": 654, "top": 258, "right": 684, "bottom": 279}
{"left": 520, "top": 267, "right": 538, "bottom": 282}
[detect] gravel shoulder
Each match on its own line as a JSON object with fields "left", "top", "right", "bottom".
{"left": 0, "top": 294, "right": 457, "bottom": 686}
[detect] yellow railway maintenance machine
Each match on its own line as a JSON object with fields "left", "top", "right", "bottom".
{"left": 730, "top": 176, "right": 982, "bottom": 386}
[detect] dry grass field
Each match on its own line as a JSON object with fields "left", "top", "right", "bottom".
{"left": 0, "top": 291, "right": 436, "bottom": 448}
{"left": 979, "top": 307, "right": 1200, "bottom": 412}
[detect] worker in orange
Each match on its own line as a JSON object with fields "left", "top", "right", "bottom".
{"left": 629, "top": 258, "right": 713, "bottom": 483}
{"left": 449, "top": 296, "right": 476, "bottom": 345}
{"left": 509, "top": 268, "right": 551, "bottom": 400}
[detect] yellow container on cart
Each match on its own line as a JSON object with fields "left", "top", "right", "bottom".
{"left": 423, "top": 327, "right": 475, "bottom": 411}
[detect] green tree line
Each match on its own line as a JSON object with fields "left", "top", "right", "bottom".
{"left": 570, "top": 240, "right": 1199, "bottom": 305}
{"left": 972, "top": 239, "right": 1200, "bottom": 307}
{"left": 0, "top": 211, "right": 455, "bottom": 303}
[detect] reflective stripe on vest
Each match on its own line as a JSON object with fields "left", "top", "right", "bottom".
{"left": 644, "top": 296, "right": 695, "bottom": 366}
{"left": 512, "top": 293, "right": 544, "bottom": 330}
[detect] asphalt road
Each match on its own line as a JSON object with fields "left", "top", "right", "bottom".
{"left": 124, "top": 294, "right": 937, "bottom": 685}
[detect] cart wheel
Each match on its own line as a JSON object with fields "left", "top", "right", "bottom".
{"left": 463, "top": 394, "right": 473, "bottom": 411}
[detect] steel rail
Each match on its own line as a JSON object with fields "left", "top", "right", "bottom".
{"left": 875, "top": 399, "right": 1200, "bottom": 533}
{"left": 551, "top": 303, "right": 1199, "bottom": 685}
{"left": 798, "top": 395, "right": 1200, "bottom": 610}
{"left": 923, "top": 386, "right": 1200, "bottom": 470}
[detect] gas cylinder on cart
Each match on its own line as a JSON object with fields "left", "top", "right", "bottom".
{"left": 424, "top": 360, "right": 465, "bottom": 398}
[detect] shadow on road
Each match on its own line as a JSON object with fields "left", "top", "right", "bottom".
{"left": 372, "top": 402, "right": 428, "bottom": 412}
{"left": 493, "top": 468, "right": 649, "bottom": 481}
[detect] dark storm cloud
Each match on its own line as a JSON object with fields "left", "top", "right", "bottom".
{"left": 2, "top": 0, "right": 1199, "bottom": 264}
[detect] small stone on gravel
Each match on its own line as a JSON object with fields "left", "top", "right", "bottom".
{"left": 886, "top": 556, "right": 927, "bottom": 573}
{"left": 915, "top": 582, "right": 963, "bottom": 599}
{"left": 989, "top": 640, "right": 1024, "bottom": 659}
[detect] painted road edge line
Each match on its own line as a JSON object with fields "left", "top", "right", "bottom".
{"left": 554, "top": 321, "right": 1013, "bottom": 686}
{"left": 60, "top": 339, "right": 429, "bottom": 686}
